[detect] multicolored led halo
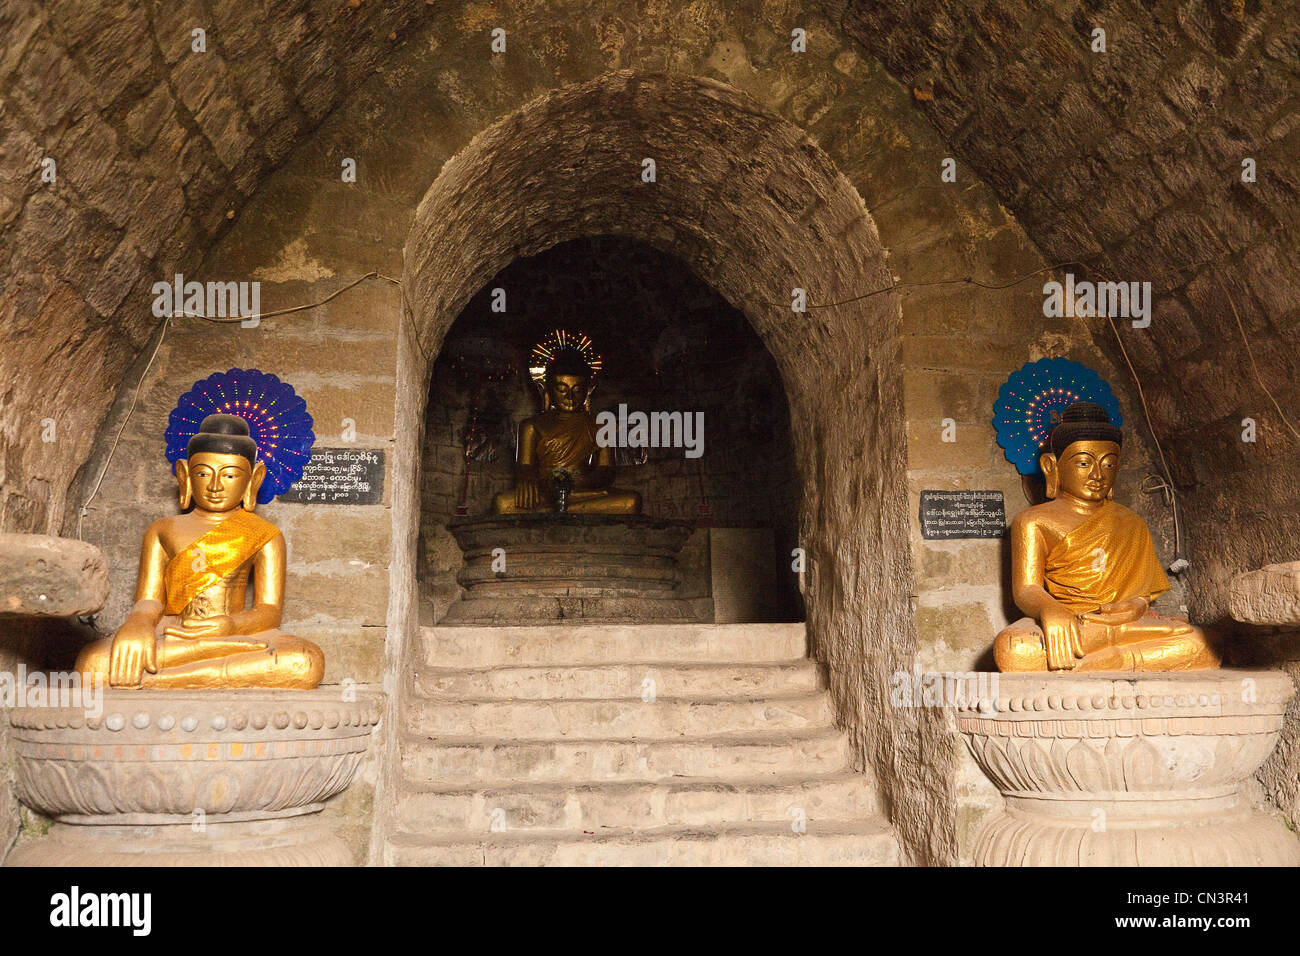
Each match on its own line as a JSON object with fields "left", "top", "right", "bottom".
{"left": 993, "top": 358, "right": 1123, "bottom": 476}
{"left": 165, "top": 368, "right": 315, "bottom": 504}
{"left": 527, "top": 329, "right": 603, "bottom": 390}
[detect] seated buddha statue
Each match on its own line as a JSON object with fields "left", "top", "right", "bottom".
{"left": 491, "top": 347, "right": 641, "bottom": 515}
{"left": 994, "top": 401, "right": 1219, "bottom": 672}
{"left": 76, "top": 414, "right": 324, "bottom": 688}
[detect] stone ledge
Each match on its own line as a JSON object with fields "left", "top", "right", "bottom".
{"left": 8, "top": 689, "right": 382, "bottom": 734}
{"left": 0, "top": 534, "right": 108, "bottom": 618}
{"left": 953, "top": 669, "right": 1294, "bottom": 717}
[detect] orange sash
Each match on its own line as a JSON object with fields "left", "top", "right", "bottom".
{"left": 163, "top": 510, "right": 279, "bottom": 615}
{"left": 1044, "top": 500, "right": 1170, "bottom": 613}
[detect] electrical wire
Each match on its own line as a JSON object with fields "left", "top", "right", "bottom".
{"left": 75, "top": 272, "right": 402, "bottom": 541}
{"left": 72, "top": 256, "right": 1299, "bottom": 579}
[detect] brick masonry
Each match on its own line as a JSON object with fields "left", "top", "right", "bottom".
{"left": 3, "top": 0, "right": 1290, "bottom": 864}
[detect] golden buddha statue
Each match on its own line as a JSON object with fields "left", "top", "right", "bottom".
{"left": 76, "top": 414, "right": 324, "bottom": 688}
{"left": 995, "top": 401, "right": 1219, "bottom": 672}
{"left": 491, "top": 348, "right": 641, "bottom": 515}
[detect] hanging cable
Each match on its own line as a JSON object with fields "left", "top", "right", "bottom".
{"left": 75, "top": 272, "right": 402, "bottom": 541}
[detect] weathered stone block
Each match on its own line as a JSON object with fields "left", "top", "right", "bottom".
{"left": 292, "top": 384, "right": 396, "bottom": 442}
{"left": 1231, "top": 562, "right": 1300, "bottom": 626}
{"left": 0, "top": 534, "right": 108, "bottom": 618}
{"left": 285, "top": 564, "right": 389, "bottom": 627}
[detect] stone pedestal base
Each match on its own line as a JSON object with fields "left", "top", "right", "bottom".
{"left": 441, "top": 514, "right": 708, "bottom": 624}
{"left": 8, "top": 814, "right": 350, "bottom": 866}
{"left": 5, "top": 689, "right": 381, "bottom": 867}
{"left": 956, "top": 670, "right": 1300, "bottom": 866}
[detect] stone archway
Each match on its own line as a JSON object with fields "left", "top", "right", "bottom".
{"left": 386, "top": 70, "right": 952, "bottom": 864}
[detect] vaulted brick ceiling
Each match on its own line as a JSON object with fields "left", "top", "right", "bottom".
{"left": 1, "top": 0, "right": 440, "bottom": 530}
{"left": 830, "top": 0, "right": 1300, "bottom": 465}
{"left": 3, "top": 0, "right": 1298, "bottom": 589}
{"left": 826, "top": 0, "right": 1300, "bottom": 616}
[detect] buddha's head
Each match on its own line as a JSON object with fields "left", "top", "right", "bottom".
{"left": 543, "top": 348, "right": 594, "bottom": 413}
{"left": 1040, "top": 401, "right": 1122, "bottom": 502}
{"left": 177, "top": 414, "right": 266, "bottom": 513}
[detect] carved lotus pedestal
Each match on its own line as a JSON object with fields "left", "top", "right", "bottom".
{"left": 5, "top": 689, "right": 381, "bottom": 866}
{"left": 957, "top": 671, "right": 1300, "bottom": 866}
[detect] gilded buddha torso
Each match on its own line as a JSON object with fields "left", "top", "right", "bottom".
{"left": 532, "top": 409, "right": 600, "bottom": 472}
{"left": 156, "top": 509, "right": 279, "bottom": 620}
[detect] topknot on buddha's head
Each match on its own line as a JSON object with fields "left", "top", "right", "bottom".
{"left": 186, "top": 414, "right": 258, "bottom": 466}
{"left": 544, "top": 348, "right": 593, "bottom": 382}
{"left": 1049, "top": 401, "right": 1121, "bottom": 457}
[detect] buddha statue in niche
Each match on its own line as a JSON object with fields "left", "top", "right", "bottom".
{"left": 994, "top": 401, "right": 1219, "bottom": 672}
{"left": 76, "top": 414, "right": 325, "bottom": 688}
{"left": 491, "top": 347, "right": 641, "bottom": 515}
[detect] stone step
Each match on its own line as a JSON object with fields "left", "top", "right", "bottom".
{"left": 383, "top": 819, "right": 900, "bottom": 866}
{"left": 404, "top": 694, "right": 835, "bottom": 739}
{"left": 413, "top": 660, "right": 825, "bottom": 701}
{"left": 422, "top": 622, "right": 807, "bottom": 668}
{"left": 395, "top": 773, "right": 880, "bottom": 833}
{"left": 401, "top": 729, "right": 851, "bottom": 784}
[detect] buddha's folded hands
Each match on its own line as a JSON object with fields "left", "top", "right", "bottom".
{"left": 164, "top": 614, "right": 238, "bottom": 639}
{"left": 1082, "top": 597, "right": 1148, "bottom": 626}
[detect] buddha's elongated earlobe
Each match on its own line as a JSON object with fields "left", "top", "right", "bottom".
{"left": 1040, "top": 453, "right": 1059, "bottom": 499}
{"left": 176, "top": 460, "right": 192, "bottom": 510}
{"left": 244, "top": 461, "right": 267, "bottom": 511}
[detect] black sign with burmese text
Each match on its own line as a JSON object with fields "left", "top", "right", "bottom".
{"left": 919, "top": 490, "right": 1006, "bottom": 540}
{"left": 279, "top": 447, "right": 385, "bottom": 505}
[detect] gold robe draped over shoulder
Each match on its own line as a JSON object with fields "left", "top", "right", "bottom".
{"left": 163, "top": 510, "right": 279, "bottom": 614}
{"left": 536, "top": 416, "right": 600, "bottom": 470}
{"left": 1043, "top": 500, "right": 1170, "bottom": 613}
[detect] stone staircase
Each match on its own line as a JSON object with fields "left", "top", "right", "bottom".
{"left": 383, "top": 622, "right": 900, "bottom": 865}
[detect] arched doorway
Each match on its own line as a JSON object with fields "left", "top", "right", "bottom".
{"left": 418, "top": 234, "right": 805, "bottom": 626}
{"left": 383, "top": 71, "right": 949, "bottom": 864}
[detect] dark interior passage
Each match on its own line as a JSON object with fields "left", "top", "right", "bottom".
{"left": 416, "top": 235, "right": 804, "bottom": 625}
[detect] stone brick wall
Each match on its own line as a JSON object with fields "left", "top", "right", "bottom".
{"left": 6, "top": 1, "right": 1291, "bottom": 621}
{"left": 828, "top": 0, "right": 1300, "bottom": 627}
{"left": 6, "top": 0, "right": 1274, "bottom": 863}
{"left": 1, "top": 0, "right": 437, "bottom": 537}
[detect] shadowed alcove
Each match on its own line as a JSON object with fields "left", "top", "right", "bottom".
{"left": 417, "top": 234, "right": 804, "bottom": 627}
